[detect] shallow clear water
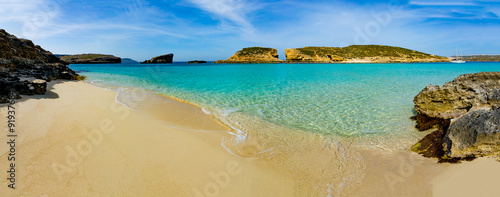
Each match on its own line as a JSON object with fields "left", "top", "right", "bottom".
{"left": 70, "top": 62, "right": 500, "bottom": 137}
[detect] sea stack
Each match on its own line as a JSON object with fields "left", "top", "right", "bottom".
{"left": 142, "top": 54, "right": 174, "bottom": 63}
{"left": 411, "top": 72, "right": 500, "bottom": 162}
{"left": 215, "top": 47, "right": 283, "bottom": 63}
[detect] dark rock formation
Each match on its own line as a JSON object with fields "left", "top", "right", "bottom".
{"left": 446, "top": 107, "right": 500, "bottom": 158}
{"left": 411, "top": 72, "right": 500, "bottom": 162}
{"left": 215, "top": 47, "right": 283, "bottom": 63}
{"left": 187, "top": 60, "right": 207, "bottom": 64}
{"left": 60, "top": 54, "right": 121, "bottom": 64}
{"left": 0, "top": 29, "right": 82, "bottom": 103}
{"left": 141, "top": 54, "right": 174, "bottom": 64}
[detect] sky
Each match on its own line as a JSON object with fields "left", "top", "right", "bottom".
{"left": 0, "top": 0, "right": 499, "bottom": 61}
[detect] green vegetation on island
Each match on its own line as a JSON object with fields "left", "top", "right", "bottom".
{"left": 286, "top": 45, "right": 449, "bottom": 63}
{"left": 60, "top": 54, "right": 121, "bottom": 64}
{"left": 215, "top": 47, "right": 283, "bottom": 63}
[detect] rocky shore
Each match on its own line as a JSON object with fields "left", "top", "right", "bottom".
{"left": 411, "top": 72, "right": 500, "bottom": 162}
{"left": 215, "top": 47, "right": 283, "bottom": 63}
{"left": 141, "top": 53, "right": 174, "bottom": 63}
{"left": 60, "top": 54, "right": 121, "bottom": 64}
{"left": 0, "top": 29, "right": 81, "bottom": 103}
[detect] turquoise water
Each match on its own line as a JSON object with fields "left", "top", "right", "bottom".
{"left": 70, "top": 62, "right": 500, "bottom": 137}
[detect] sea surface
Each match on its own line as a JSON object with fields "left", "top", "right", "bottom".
{"left": 70, "top": 62, "right": 500, "bottom": 139}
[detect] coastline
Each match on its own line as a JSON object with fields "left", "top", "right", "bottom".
{"left": 1, "top": 80, "right": 499, "bottom": 196}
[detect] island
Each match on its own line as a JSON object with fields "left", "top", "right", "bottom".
{"left": 60, "top": 54, "right": 121, "bottom": 64}
{"left": 187, "top": 60, "right": 207, "bottom": 64}
{"left": 286, "top": 45, "right": 449, "bottom": 63}
{"left": 0, "top": 29, "right": 81, "bottom": 103}
{"left": 141, "top": 54, "right": 174, "bottom": 64}
{"left": 214, "top": 47, "right": 284, "bottom": 63}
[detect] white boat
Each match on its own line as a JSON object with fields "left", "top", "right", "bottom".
{"left": 451, "top": 48, "right": 466, "bottom": 63}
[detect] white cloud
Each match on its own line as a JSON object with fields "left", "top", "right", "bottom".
{"left": 186, "top": 0, "right": 257, "bottom": 33}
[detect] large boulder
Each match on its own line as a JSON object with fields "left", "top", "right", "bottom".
{"left": 414, "top": 72, "right": 500, "bottom": 119}
{"left": 411, "top": 72, "right": 500, "bottom": 162}
{"left": 446, "top": 107, "right": 500, "bottom": 158}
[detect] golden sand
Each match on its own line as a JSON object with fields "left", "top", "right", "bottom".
{"left": 0, "top": 81, "right": 498, "bottom": 196}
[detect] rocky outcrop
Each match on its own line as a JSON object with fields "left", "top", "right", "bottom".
{"left": 286, "top": 45, "right": 449, "bottom": 63}
{"left": 0, "top": 29, "right": 82, "bottom": 103}
{"left": 141, "top": 54, "right": 173, "bottom": 64}
{"left": 187, "top": 60, "right": 207, "bottom": 64}
{"left": 215, "top": 47, "right": 283, "bottom": 63}
{"left": 60, "top": 54, "right": 121, "bottom": 64}
{"left": 411, "top": 72, "right": 500, "bottom": 162}
{"left": 446, "top": 107, "right": 500, "bottom": 158}
{"left": 414, "top": 72, "right": 500, "bottom": 119}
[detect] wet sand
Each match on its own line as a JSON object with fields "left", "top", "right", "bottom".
{"left": 0, "top": 81, "right": 498, "bottom": 196}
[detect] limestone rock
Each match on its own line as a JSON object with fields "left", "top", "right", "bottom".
{"left": 411, "top": 72, "right": 500, "bottom": 162}
{"left": 215, "top": 47, "right": 283, "bottom": 63}
{"left": 414, "top": 72, "right": 500, "bottom": 119}
{"left": 446, "top": 107, "right": 500, "bottom": 158}
{"left": 141, "top": 54, "right": 174, "bottom": 64}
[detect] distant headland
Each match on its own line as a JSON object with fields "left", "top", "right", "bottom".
{"left": 59, "top": 54, "right": 121, "bottom": 64}
{"left": 215, "top": 45, "right": 449, "bottom": 63}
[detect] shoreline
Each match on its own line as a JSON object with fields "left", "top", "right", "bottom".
{"left": 1, "top": 80, "right": 499, "bottom": 196}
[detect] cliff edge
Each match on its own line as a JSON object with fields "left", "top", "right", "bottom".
{"left": 0, "top": 29, "right": 82, "bottom": 103}
{"left": 286, "top": 45, "right": 449, "bottom": 63}
{"left": 215, "top": 47, "right": 283, "bottom": 63}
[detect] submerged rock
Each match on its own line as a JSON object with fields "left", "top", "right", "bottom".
{"left": 411, "top": 72, "right": 500, "bottom": 162}
{"left": 215, "top": 47, "right": 283, "bottom": 63}
{"left": 141, "top": 54, "right": 174, "bottom": 64}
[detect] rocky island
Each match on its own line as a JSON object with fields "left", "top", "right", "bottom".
{"left": 187, "top": 60, "right": 207, "bottom": 64}
{"left": 60, "top": 54, "right": 121, "bottom": 64}
{"left": 0, "top": 29, "right": 82, "bottom": 103}
{"left": 286, "top": 45, "right": 449, "bottom": 63}
{"left": 141, "top": 53, "right": 174, "bottom": 63}
{"left": 215, "top": 47, "right": 283, "bottom": 63}
{"left": 411, "top": 72, "right": 500, "bottom": 162}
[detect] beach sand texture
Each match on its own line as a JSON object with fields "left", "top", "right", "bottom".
{"left": 0, "top": 81, "right": 499, "bottom": 196}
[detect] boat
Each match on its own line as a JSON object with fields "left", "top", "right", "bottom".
{"left": 451, "top": 48, "right": 466, "bottom": 63}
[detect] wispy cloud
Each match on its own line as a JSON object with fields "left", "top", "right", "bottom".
{"left": 185, "top": 0, "right": 258, "bottom": 34}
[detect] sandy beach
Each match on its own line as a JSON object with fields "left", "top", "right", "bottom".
{"left": 1, "top": 81, "right": 499, "bottom": 196}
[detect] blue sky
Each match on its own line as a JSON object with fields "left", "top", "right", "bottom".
{"left": 1, "top": 0, "right": 499, "bottom": 61}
